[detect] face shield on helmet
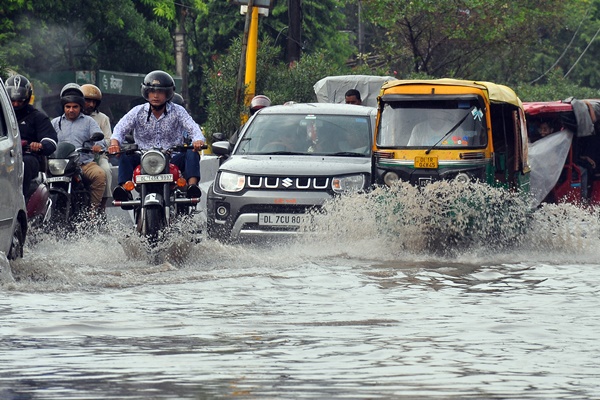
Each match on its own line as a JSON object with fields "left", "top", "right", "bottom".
{"left": 6, "top": 75, "right": 33, "bottom": 109}
{"left": 141, "top": 70, "right": 175, "bottom": 104}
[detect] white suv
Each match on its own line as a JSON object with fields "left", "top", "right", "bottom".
{"left": 0, "top": 78, "right": 26, "bottom": 260}
{"left": 207, "top": 103, "right": 375, "bottom": 241}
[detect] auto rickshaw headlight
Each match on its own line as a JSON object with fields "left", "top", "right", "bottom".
{"left": 383, "top": 171, "right": 399, "bottom": 187}
{"left": 454, "top": 173, "right": 470, "bottom": 184}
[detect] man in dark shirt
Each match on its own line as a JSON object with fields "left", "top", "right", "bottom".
{"left": 6, "top": 74, "right": 57, "bottom": 197}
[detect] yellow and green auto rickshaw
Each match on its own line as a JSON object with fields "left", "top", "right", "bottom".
{"left": 373, "top": 79, "right": 530, "bottom": 194}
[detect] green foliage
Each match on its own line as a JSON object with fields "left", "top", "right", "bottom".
{"left": 202, "top": 36, "right": 346, "bottom": 139}
{"left": 359, "top": 0, "right": 577, "bottom": 83}
{"left": 516, "top": 70, "right": 600, "bottom": 102}
{"left": 202, "top": 38, "right": 246, "bottom": 140}
{"left": 0, "top": 0, "right": 173, "bottom": 74}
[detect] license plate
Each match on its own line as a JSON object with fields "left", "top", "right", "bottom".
{"left": 414, "top": 156, "right": 438, "bottom": 169}
{"left": 259, "top": 213, "right": 309, "bottom": 226}
{"left": 46, "top": 176, "right": 71, "bottom": 183}
{"left": 136, "top": 174, "right": 173, "bottom": 184}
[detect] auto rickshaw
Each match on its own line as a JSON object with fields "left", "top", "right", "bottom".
{"left": 373, "top": 79, "right": 531, "bottom": 194}
{"left": 524, "top": 99, "right": 600, "bottom": 206}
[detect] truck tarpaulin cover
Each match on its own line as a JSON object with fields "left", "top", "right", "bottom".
{"left": 528, "top": 129, "right": 573, "bottom": 207}
{"left": 313, "top": 75, "right": 395, "bottom": 108}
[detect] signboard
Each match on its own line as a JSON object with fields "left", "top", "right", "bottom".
{"left": 231, "top": 0, "right": 273, "bottom": 8}
{"left": 97, "top": 70, "right": 183, "bottom": 97}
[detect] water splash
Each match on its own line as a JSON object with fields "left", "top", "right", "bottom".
{"left": 299, "top": 181, "right": 600, "bottom": 261}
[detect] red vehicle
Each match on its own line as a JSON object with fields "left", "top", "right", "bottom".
{"left": 524, "top": 99, "right": 600, "bottom": 206}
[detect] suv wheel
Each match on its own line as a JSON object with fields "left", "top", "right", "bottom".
{"left": 8, "top": 222, "right": 24, "bottom": 260}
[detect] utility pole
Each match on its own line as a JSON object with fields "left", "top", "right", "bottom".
{"left": 358, "top": 0, "right": 364, "bottom": 55}
{"left": 234, "top": 0, "right": 273, "bottom": 123}
{"left": 287, "top": 0, "right": 302, "bottom": 64}
{"left": 174, "top": 4, "right": 188, "bottom": 102}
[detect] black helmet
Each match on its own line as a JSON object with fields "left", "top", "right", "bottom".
{"left": 141, "top": 70, "right": 175, "bottom": 102}
{"left": 6, "top": 74, "right": 33, "bottom": 107}
{"left": 171, "top": 93, "right": 185, "bottom": 107}
{"left": 60, "top": 83, "right": 85, "bottom": 108}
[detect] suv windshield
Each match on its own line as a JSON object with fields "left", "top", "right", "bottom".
{"left": 236, "top": 113, "right": 371, "bottom": 156}
{"left": 377, "top": 98, "right": 487, "bottom": 149}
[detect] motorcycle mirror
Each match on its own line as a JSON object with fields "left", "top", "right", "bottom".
{"left": 90, "top": 132, "right": 105, "bottom": 142}
{"left": 212, "top": 132, "right": 226, "bottom": 142}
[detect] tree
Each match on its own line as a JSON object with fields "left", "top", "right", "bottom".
{"left": 1, "top": 0, "right": 174, "bottom": 74}
{"left": 359, "top": 0, "right": 581, "bottom": 83}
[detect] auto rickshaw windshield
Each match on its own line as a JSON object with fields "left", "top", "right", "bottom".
{"left": 377, "top": 97, "right": 488, "bottom": 148}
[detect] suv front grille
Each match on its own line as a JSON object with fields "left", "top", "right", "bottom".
{"left": 247, "top": 176, "right": 330, "bottom": 190}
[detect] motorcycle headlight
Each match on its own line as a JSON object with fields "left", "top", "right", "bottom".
{"left": 332, "top": 174, "right": 365, "bottom": 193}
{"left": 48, "top": 159, "right": 69, "bottom": 176}
{"left": 219, "top": 171, "right": 245, "bottom": 193}
{"left": 140, "top": 150, "right": 166, "bottom": 175}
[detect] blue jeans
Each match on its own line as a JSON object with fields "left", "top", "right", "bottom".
{"left": 118, "top": 151, "right": 200, "bottom": 185}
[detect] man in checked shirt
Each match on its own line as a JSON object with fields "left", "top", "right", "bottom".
{"left": 108, "top": 70, "right": 205, "bottom": 189}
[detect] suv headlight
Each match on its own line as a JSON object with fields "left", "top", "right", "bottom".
{"left": 332, "top": 174, "right": 365, "bottom": 193}
{"left": 219, "top": 171, "right": 246, "bottom": 192}
{"left": 140, "top": 150, "right": 166, "bottom": 175}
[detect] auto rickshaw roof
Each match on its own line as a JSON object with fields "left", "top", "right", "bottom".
{"left": 523, "top": 99, "right": 600, "bottom": 137}
{"left": 522, "top": 101, "right": 573, "bottom": 115}
{"left": 380, "top": 78, "right": 522, "bottom": 108}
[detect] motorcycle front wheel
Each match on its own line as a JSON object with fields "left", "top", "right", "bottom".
{"left": 139, "top": 206, "right": 166, "bottom": 245}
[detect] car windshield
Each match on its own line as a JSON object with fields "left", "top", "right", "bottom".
{"left": 235, "top": 113, "right": 372, "bottom": 156}
{"left": 377, "top": 98, "right": 487, "bottom": 149}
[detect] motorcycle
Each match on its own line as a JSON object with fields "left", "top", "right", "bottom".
{"left": 112, "top": 143, "right": 205, "bottom": 243}
{"left": 45, "top": 132, "right": 105, "bottom": 230}
{"left": 21, "top": 141, "right": 51, "bottom": 228}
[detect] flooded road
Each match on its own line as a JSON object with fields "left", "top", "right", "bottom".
{"left": 1, "top": 188, "right": 600, "bottom": 399}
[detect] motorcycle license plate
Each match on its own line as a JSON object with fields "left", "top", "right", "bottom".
{"left": 259, "top": 213, "right": 310, "bottom": 226}
{"left": 136, "top": 173, "right": 173, "bottom": 184}
{"left": 46, "top": 176, "right": 71, "bottom": 183}
{"left": 414, "top": 156, "right": 438, "bottom": 169}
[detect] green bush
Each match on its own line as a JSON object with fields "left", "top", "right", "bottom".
{"left": 203, "top": 36, "right": 348, "bottom": 141}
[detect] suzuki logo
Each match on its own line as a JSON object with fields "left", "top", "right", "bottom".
{"left": 282, "top": 178, "right": 293, "bottom": 188}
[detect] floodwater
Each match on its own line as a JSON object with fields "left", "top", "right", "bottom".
{"left": 2, "top": 182, "right": 600, "bottom": 399}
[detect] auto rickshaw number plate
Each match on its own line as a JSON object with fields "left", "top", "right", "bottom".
{"left": 414, "top": 156, "right": 438, "bottom": 169}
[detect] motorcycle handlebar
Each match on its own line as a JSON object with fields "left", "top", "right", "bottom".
{"left": 107, "top": 143, "right": 208, "bottom": 157}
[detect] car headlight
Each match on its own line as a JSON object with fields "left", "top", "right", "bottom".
{"left": 140, "top": 150, "right": 166, "bottom": 175}
{"left": 48, "top": 159, "right": 69, "bottom": 176}
{"left": 332, "top": 174, "right": 365, "bottom": 193}
{"left": 219, "top": 171, "right": 246, "bottom": 192}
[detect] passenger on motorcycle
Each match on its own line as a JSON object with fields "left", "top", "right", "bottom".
{"left": 51, "top": 83, "right": 107, "bottom": 212}
{"left": 6, "top": 74, "right": 57, "bottom": 197}
{"left": 108, "top": 70, "right": 205, "bottom": 188}
{"left": 81, "top": 84, "right": 113, "bottom": 209}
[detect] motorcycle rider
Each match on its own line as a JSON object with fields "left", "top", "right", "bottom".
{"left": 51, "top": 83, "right": 107, "bottom": 213}
{"left": 81, "top": 84, "right": 113, "bottom": 210}
{"left": 6, "top": 74, "right": 57, "bottom": 197}
{"left": 108, "top": 70, "right": 205, "bottom": 189}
